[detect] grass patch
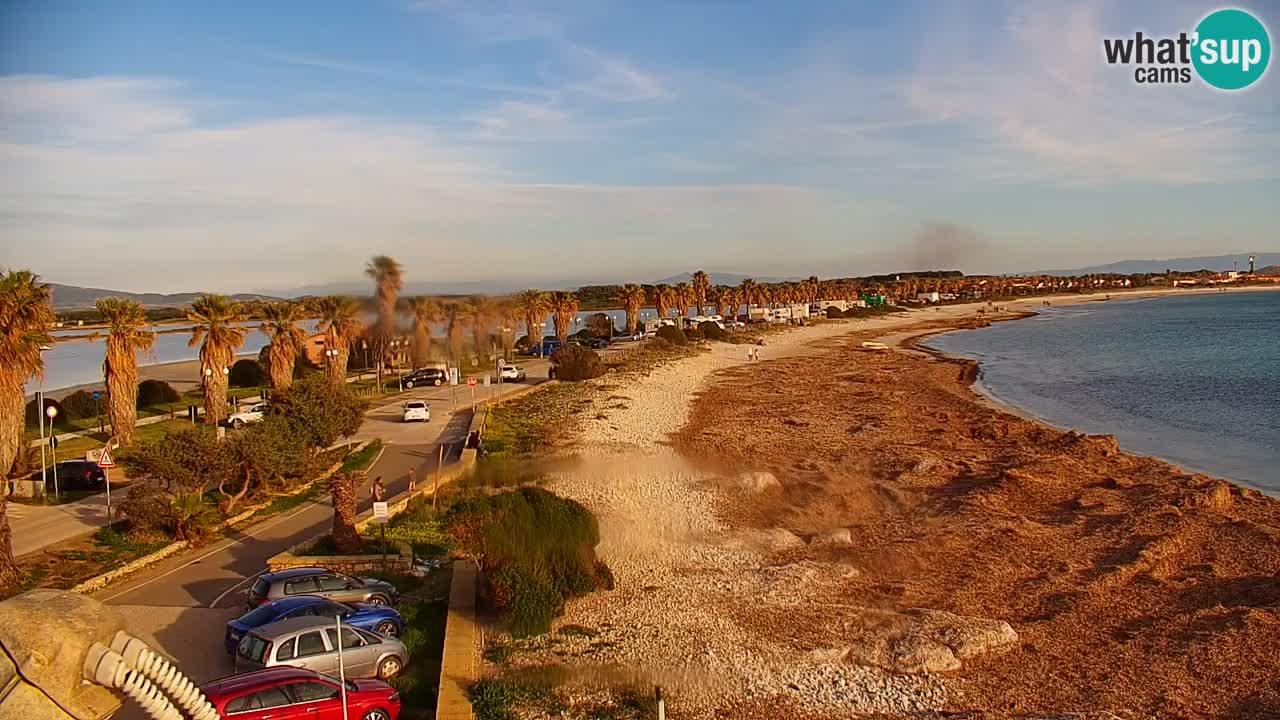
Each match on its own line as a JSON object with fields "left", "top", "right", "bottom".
{"left": 4, "top": 521, "right": 170, "bottom": 601}
{"left": 340, "top": 439, "right": 382, "bottom": 473}
{"left": 296, "top": 533, "right": 398, "bottom": 557}
{"left": 379, "top": 496, "right": 453, "bottom": 557}
{"left": 480, "top": 382, "right": 597, "bottom": 457}
{"left": 387, "top": 565, "right": 452, "bottom": 720}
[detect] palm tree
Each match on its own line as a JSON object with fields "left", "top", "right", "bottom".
{"left": 0, "top": 270, "right": 55, "bottom": 592}
{"left": 97, "top": 297, "right": 155, "bottom": 443}
{"left": 439, "top": 300, "right": 467, "bottom": 365}
{"left": 720, "top": 287, "right": 741, "bottom": 319}
{"left": 497, "top": 300, "right": 520, "bottom": 359}
{"left": 653, "top": 284, "right": 674, "bottom": 321}
{"left": 674, "top": 282, "right": 692, "bottom": 319}
{"left": 617, "top": 284, "right": 647, "bottom": 334}
{"left": 691, "top": 270, "right": 711, "bottom": 316}
{"left": 466, "top": 296, "right": 497, "bottom": 361}
{"left": 365, "top": 255, "right": 403, "bottom": 365}
{"left": 329, "top": 471, "right": 363, "bottom": 554}
{"left": 549, "top": 291, "right": 580, "bottom": 342}
{"left": 188, "top": 295, "right": 246, "bottom": 426}
{"left": 515, "top": 289, "right": 551, "bottom": 348}
{"left": 739, "top": 277, "right": 758, "bottom": 310}
{"left": 316, "top": 295, "right": 363, "bottom": 385}
{"left": 407, "top": 297, "right": 440, "bottom": 369}
{"left": 259, "top": 301, "right": 307, "bottom": 394}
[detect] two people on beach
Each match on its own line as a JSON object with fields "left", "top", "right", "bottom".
{"left": 746, "top": 347, "right": 761, "bottom": 362}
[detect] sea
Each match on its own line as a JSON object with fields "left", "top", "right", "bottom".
{"left": 924, "top": 291, "right": 1280, "bottom": 494}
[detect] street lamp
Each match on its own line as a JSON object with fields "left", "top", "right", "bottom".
{"left": 45, "top": 404, "right": 59, "bottom": 498}
{"left": 36, "top": 344, "right": 51, "bottom": 492}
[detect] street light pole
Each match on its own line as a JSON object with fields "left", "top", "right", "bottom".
{"left": 46, "top": 405, "right": 59, "bottom": 499}
{"left": 36, "top": 344, "right": 51, "bottom": 490}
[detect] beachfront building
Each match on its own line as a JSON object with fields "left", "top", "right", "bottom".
{"left": 916, "top": 291, "right": 940, "bottom": 303}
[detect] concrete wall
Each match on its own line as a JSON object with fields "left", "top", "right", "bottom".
{"left": 435, "top": 560, "right": 477, "bottom": 720}
{"left": 266, "top": 543, "right": 414, "bottom": 574}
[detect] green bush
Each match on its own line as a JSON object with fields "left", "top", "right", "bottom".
{"left": 59, "top": 390, "right": 98, "bottom": 420}
{"left": 698, "top": 320, "right": 727, "bottom": 341}
{"left": 444, "top": 487, "right": 611, "bottom": 637}
{"left": 655, "top": 325, "right": 687, "bottom": 346}
{"left": 549, "top": 344, "right": 603, "bottom": 381}
{"left": 136, "top": 379, "right": 181, "bottom": 408}
{"left": 25, "top": 397, "right": 71, "bottom": 431}
{"left": 489, "top": 565, "right": 563, "bottom": 637}
{"left": 229, "top": 359, "right": 267, "bottom": 388}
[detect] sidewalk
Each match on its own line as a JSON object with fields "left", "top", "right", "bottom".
{"left": 9, "top": 491, "right": 113, "bottom": 557}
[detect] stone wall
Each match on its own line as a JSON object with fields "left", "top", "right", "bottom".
{"left": 266, "top": 543, "right": 414, "bottom": 574}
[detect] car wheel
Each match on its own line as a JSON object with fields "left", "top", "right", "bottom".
{"left": 433, "top": 378, "right": 442, "bottom": 386}
{"left": 231, "top": 419, "right": 244, "bottom": 429}
{"left": 377, "top": 656, "right": 402, "bottom": 679}
{"left": 404, "top": 380, "right": 414, "bottom": 389}
{"left": 375, "top": 620, "right": 400, "bottom": 637}
{"left": 363, "top": 710, "right": 391, "bottom": 720}
{"left": 367, "top": 594, "right": 390, "bottom": 606}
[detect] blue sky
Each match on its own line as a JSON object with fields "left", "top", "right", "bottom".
{"left": 2, "top": 0, "right": 1278, "bottom": 293}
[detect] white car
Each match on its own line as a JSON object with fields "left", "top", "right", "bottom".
{"left": 499, "top": 365, "right": 527, "bottom": 382}
{"left": 402, "top": 400, "right": 430, "bottom": 423}
{"left": 227, "top": 403, "right": 267, "bottom": 429}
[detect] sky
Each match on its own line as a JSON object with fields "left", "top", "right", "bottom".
{"left": 1, "top": 0, "right": 1278, "bottom": 294}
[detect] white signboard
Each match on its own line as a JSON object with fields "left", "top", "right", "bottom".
{"left": 372, "top": 501, "right": 389, "bottom": 524}
{"left": 448, "top": 367, "right": 459, "bottom": 385}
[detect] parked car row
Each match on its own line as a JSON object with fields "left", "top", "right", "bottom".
{"left": 200, "top": 567, "right": 409, "bottom": 719}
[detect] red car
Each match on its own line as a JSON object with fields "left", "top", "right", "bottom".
{"left": 199, "top": 667, "right": 400, "bottom": 720}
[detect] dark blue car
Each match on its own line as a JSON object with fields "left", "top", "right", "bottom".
{"left": 224, "top": 596, "right": 404, "bottom": 655}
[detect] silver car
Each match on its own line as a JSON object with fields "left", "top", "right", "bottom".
{"left": 236, "top": 617, "right": 407, "bottom": 680}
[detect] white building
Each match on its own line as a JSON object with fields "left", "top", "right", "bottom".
{"left": 916, "top": 291, "right": 940, "bottom": 303}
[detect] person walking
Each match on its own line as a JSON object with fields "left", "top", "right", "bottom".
{"left": 371, "top": 476, "right": 386, "bottom": 503}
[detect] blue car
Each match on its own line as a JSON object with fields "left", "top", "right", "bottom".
{"left": 224, "top": 596, "right": 404, "bottom": 655}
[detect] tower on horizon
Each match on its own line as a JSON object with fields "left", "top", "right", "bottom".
{"left": 1249, "top": 255, "right": 1256, "bottom": 274}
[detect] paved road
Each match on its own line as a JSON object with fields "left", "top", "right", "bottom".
{"left": 9, "top": 491, "right": 116, "bottom": 557}
{"left": 92, "top": 367, "right": 550, "bottom": 694}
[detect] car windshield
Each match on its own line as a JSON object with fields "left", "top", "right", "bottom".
{"left": 250, "top": 578, "right": 270, "bottom": 598}
{"left": 406, "top": 402, "right": 426, "bottom": 409}
{"left": 238, "top": 634, "right": 270, "bottom": 663}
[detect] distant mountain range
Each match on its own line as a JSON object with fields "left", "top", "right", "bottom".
{"left": 1033, "top": 253, "right": 1278, "bottom": 277}
{"left": 47, "top": 283, "right": 279, "bottom": 309}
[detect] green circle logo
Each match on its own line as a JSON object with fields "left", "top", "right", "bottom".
{"left": 1193, "top": 9, "right": 1270, "bottom": 90}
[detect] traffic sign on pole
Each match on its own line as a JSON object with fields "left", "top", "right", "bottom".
{"left": 467, "top": 377, "right": 476, "bottom": 387}
{"left": 96, "top": 445, "right": 116, "bottom": 468}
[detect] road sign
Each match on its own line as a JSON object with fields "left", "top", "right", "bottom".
{"left": 96, "top": 445, "right": 116, "bottom": 468}
{"left": 448, "top": 368, "right": 459, "bottom": 385}
{"left": 497, "top": 359, "right": 506, "bottom": 367}
{"left": 91, "top": 391, "right": 102, "bottom": 402}
{"left": 467, "top": 377, "right": 476, "bottom": 387}
{"left": 482, "top": 375, "right": 490, "bottom": 387}
{"left": 372, "top": 502, "right": 389, "bottom": 524}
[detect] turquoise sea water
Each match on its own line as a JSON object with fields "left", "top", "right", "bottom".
{"left": 924, "top": 291, "right": 1280, "bottom": 493}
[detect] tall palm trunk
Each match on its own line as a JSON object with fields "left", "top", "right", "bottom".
{"left": 412, "top": 323, "right": 432, "bottom": 368}
{"left": 267, "top": 339, "right": 296, "bottom": 393}
{"left": 103, "top": 347, "right": 140, "bottom": 443}
{"left": 200, "top": 343, "right": 233, "bottom": 426}
{"left": 324, "top": 331, "right": 349, "bottom": 384}
{"left": 0, "top": 379, "right": 22, "bottom": 592}
{"left": 330, "top": 471, "right": 362, "bottom": 553}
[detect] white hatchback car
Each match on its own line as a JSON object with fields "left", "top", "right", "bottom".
{"left": 499, "top": 365, "right": 526, "bottom": 382}
{"left": 227, "top": 403, "right": 267, "bottom": 429}
{"left": 402, "top": 400, "right": 430, "bottom": 423}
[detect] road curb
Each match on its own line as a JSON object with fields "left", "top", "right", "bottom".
{"left": 70, "top": 540, "right": 190, "bottom": 595}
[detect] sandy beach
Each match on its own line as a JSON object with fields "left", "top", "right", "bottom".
{"left": 486, "top": 286, "right": 1280, "bottom": 719}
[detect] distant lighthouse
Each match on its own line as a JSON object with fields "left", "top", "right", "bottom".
{"left": 1249, "top": 254, "right": 1256, "bottom": 274}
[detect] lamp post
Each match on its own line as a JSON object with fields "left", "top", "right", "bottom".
{"left": 45, "top": 405, "right": 59, "bottom": 499}
{"left": 36, "top": 344, "right": 51, "bottom": 490}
